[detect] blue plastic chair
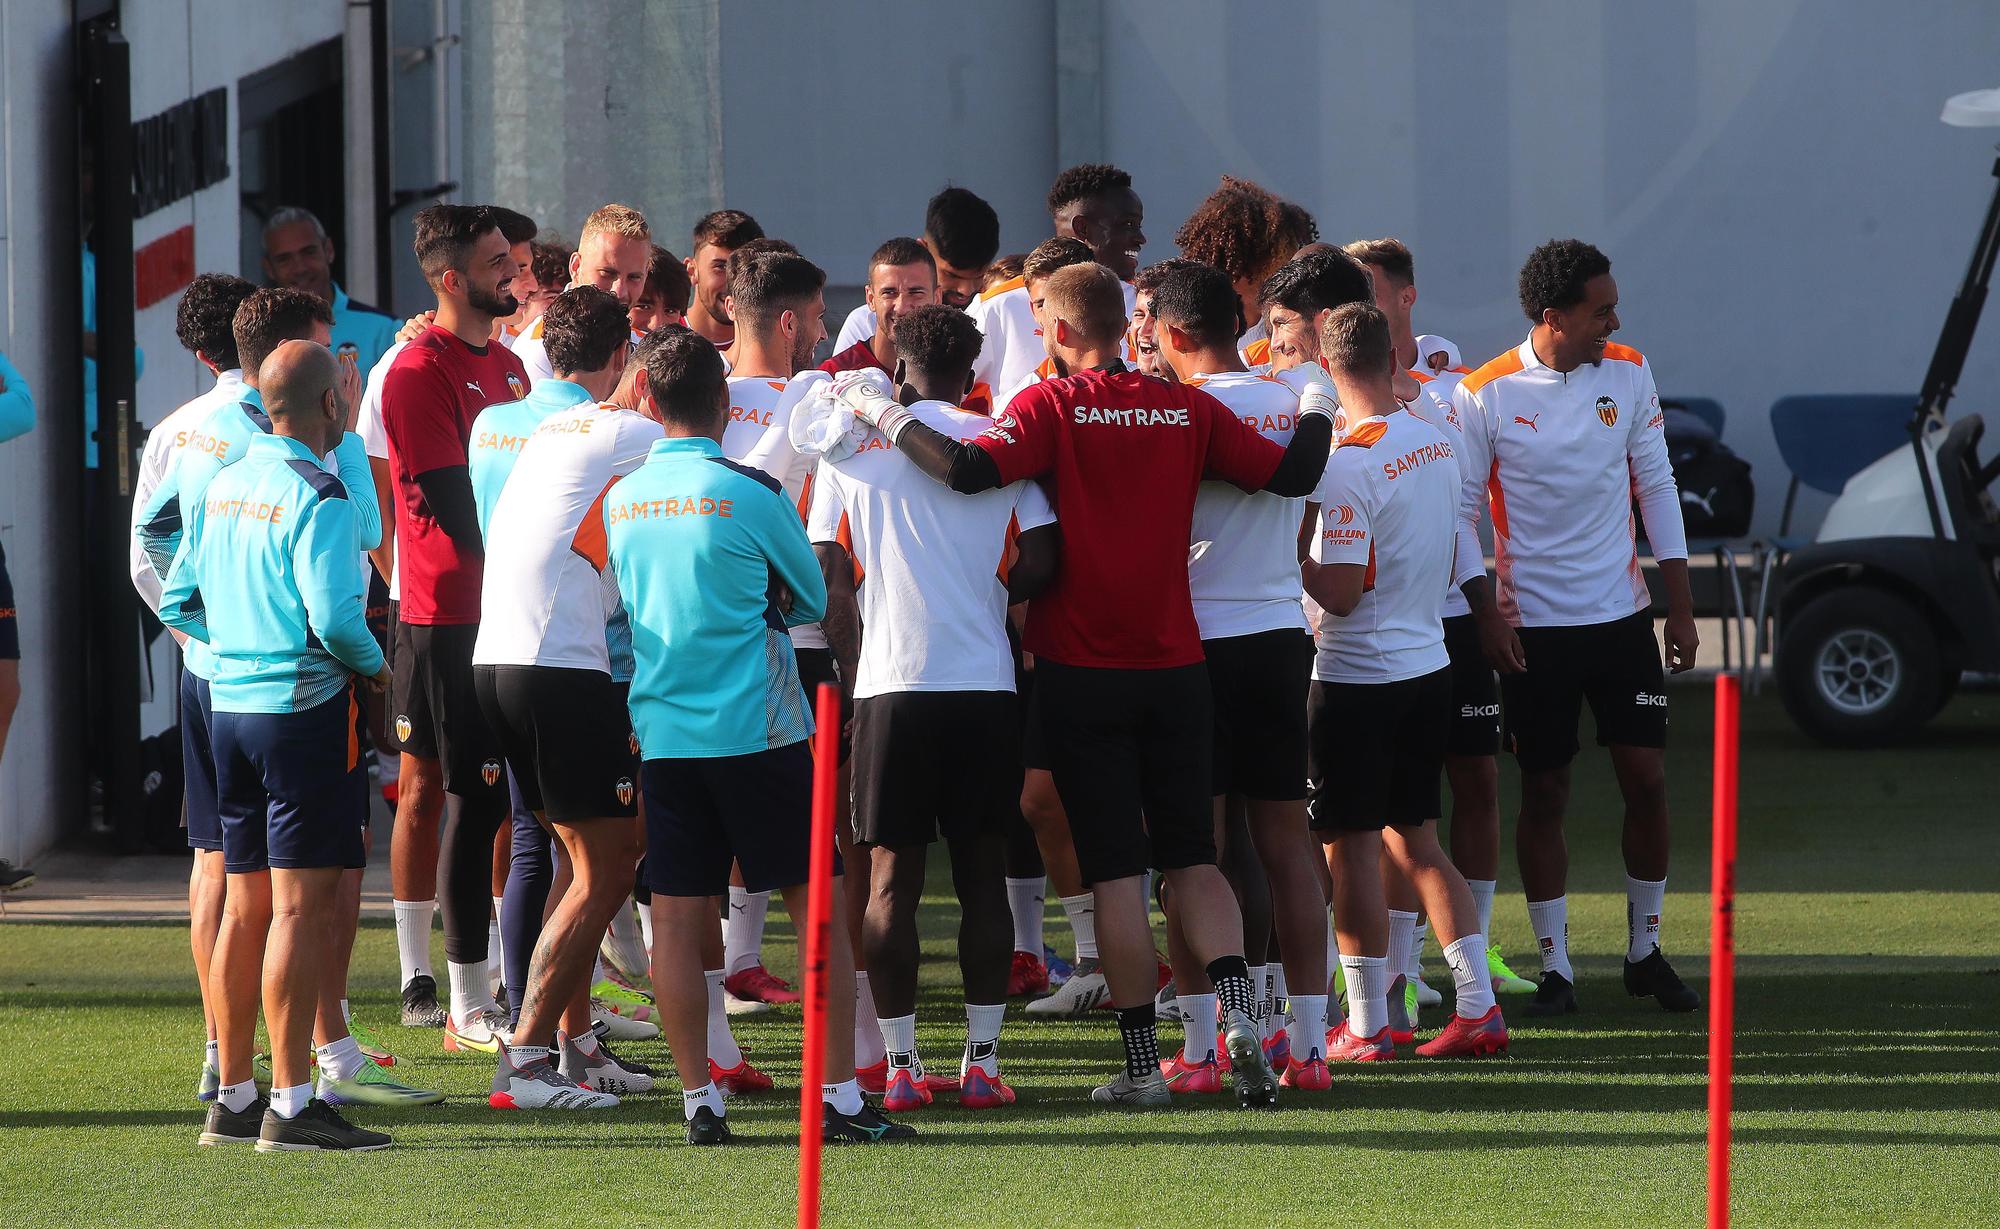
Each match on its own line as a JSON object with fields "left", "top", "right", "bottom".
{"left": 1754, "top": 394, "right": 1916, "bottom": 688}
{"left": 1667, "top": 396, "right": 1727, "bottom": 438}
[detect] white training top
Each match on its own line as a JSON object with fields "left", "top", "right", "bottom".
{"left": 964, "top": 276, "right": 1137, "bottom": 413}
{"left": 472, "top": 402, "right": 662, "bottom": 677}
{"left": 130, "top": 367, "right": 247, "bottom": 614}
{"left": 807, "top": 400, "right": 1056, "bottom": 699}
{"left": 1186, "top": 369, "right": 1332, "bottom": 640}
{"left": 1312, "top": 408, "right": 1459, "bottom": 683}
{"left": 833, "top": 303, "right": 876, "bottom": 355}
{"left": 356, "top": 339, "right": 406, "bottom": 601}
{"left": 723, "top": 373, "right": 825, "bottom": 650}
{"left": 1404, "top": 368, "right": 1476, "bottom": 620}
{"left": 1449, "top": 339, "right": 1687, "bottom": 628}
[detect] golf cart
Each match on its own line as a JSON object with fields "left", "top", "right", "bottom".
{"left": 1772, "top": 88, "right": 2000, "bottom": 746}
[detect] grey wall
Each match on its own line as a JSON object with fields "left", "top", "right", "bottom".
{"left": 458, "top": 0, "right": 2000, "bottom": 539}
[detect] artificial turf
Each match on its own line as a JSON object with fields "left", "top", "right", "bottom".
{"left": 2, "top": 681, "right": 1996, "bottom": 1228}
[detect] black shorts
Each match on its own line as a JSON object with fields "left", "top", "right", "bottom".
{"left": 1442, "top": 614, "right": 1501, "bottom": 757}
{"left": 390, "top": 621, "right": 505, "bottom": 799}
{"left": 1502, "top": 611, "right": 1668, "bottom": 772}
{"left": 475, "top": 664, "right": 638, "bottom": 821}
{"left": 1019, "top": 668, "right": 1049, "bottom": 772}
{"left": 640, "top": 741, "right": 840, "bottom": 896}
{"left": 0, "top": 540, "right": 17, "bottom": 660}
{"left": 793, "top": 645, "right": 851, "bottom": 765}
{"left": 1307, "top": 668, "right": 1451, "bottom": 832}
{"left": 1034, "top": 660, "right": 1214, "bottom": 886}
{"left": 850, "top": 691, "right": 1021, "bottom": 847}
{"left": 180, "top": 668, "right": 221, "bottom": 851}
{"left": 212, "top": 688, "right": 368, "bottom": 873}
{"left": 1204, "top": 630, "right": 1312, "bottom": 801}
{"left": 366, "top": 572, "right": 393, "bottom": 654}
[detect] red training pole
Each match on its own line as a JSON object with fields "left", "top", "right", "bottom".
{"left": 799, "top": 684, "right": 840, "bottom": 1229}
{"left": 1707, "top": 673, "right": 1740, "bottom": 1229}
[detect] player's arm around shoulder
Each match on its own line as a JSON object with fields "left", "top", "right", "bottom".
{"left": 1299, "top": 446, "right": 1373, "bottom": 617}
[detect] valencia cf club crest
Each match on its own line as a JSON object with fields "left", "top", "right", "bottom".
{"left": 615, "top": 777, "right": 635, "bottom": 807}
{"left": 337, "top": 340, "right": 359, "bottom": 358}
{"left": 482, "top": 759, "right": 502, "bottom": 787}
{"left": 1596, "top": 395, "right": 1619, "bottom": 427}
{"left": 395, "top": 715, "right": 412, "bottom": 743}
{"left": 506, "top": 372, "right": 526, "bottom": 399}
{"left": 628, "top": 732, "right": 640, "bottom": 756}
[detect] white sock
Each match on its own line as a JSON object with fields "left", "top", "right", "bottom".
{"left": 1290, "top": 993, "right": 1329, "bottom": 1062}
{"left": 1005, "top": 877, "right": 1046, "bottom": 954}
{"left": 1626, "top": 876, "right": 1666, "bottom": 962}
{"left": 1444, "top": 934, "right": 1496, "bottom": 1018}
{"left": 879, "top": 1011, "right": 920, "bottom": 1077}
{"left": 723, "top": 887, "right": 771, "bottom": 975}
{"left": 964, "top": 1002, "right": 1004, "bottom": 1077}
{"left": 204, "top": 1038, "right": 220, "bottom": 1069}
{"left": 1527, "top": 896, "right": 1573, "bottom": 981}
{"left": 488, "top": 901, "right": 505, "bottom": 989}
{"left": 392, "top": 898, "right": 435, "bottom": 985}
{"left": 854, "top": 972, "right": 887, "bottom": 1069}
{"left": 705, "top": 969, "right": 743, "bottom": 1067}
{"left": 1247, "top": 964, "right": 1269, "bottom": 1032}
{"left": 218, "top": 1078, "right": 257, "bottom": 1113}
{"left": 339, "top": 999, "right": 351, "bottom": 1025}
{"left": 447, "top": 959, "right": 492, "bottom": 1023}
{"left": 637, "top": 905, "right": 655, "bottom": 955}
{"left": 1272, "top": 968, "right": 1291, "bottom": 1028}
{"left": 1410, "top": 921, "right": 1430, "bottom": 981}
{"left": 1386, "top": 910, "right": 1419, "bottom": 1008}
{"left": 315, "top": 1034, "right": 367, "bottom": 1082}
{"left": 1059, "top": 893, "right": 1099, "bottom": 962}
{"left": 569, "top": 1029, "right": 601, "bottom": 1057}
{"left": 1467, "top": 879, "right": 1497, "bottom": 941}
{"left": 509, "top": 1043, "right": 552, "bottom": 1065}
{"left": 1341, "top": 954, "right": 1390, "bottom": 1039}
{"left": 271, "top": 1082, "right": 312, "bottom": 1119}
{"left": 1179, "top": 992, "right": 1218, "bottom": 1061}
{"left": 683, "top": 1081, "right": 724, "bottom": 1122}
{"left": 822, "top": 1077, "right": 864, "bottom": 1115}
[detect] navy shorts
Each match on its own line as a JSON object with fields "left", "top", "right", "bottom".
{"left": 180, "top": 668, "right": 222, "bottom": 852}
{"left": 640, "top": 741, "right": 840, "bottom": 897}
{"left": 0, "top": 540, "right": 17, "bottom": 660}
{"left": 213, "top": 688, "right": 368, "bottom": 874}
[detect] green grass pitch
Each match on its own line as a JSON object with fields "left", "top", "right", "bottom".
{"left": 3, "top": 682, "right": 1996, "bottom": 1227}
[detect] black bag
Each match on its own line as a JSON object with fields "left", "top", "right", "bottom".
{"left": 1663, "top": 407, "right": 1754, "bottom": 537}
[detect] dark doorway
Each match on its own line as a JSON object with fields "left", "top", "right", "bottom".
{"left": 237, "top": 39, "right": 346, "bottom": 286}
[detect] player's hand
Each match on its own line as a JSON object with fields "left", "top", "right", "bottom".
{"left": 367, "top": 665, "right": 392, "bottom": 693}
{"left": 1478, "top": 608, "right": 1526, "bottom": 674}
{"left": 396, "top": 311, "right": 436, "bottom": 344}
{"left": 831, "top": 368, "right": 898, "bottom": 428}
{"left": 1665, "top": 609, "right": 1700, "bottom": 674}
{"left": 1392, "top": 368, "right": 1421, "bottom": 403}
{"left": 338, "top": 351, "right": 363, "bottom": 431}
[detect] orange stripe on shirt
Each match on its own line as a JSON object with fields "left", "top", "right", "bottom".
{"left": 1459, "top": 349, "right": 1527, "bottom": 396}
{"left": 570, "top": 479, "right": 616, "bottom": 571}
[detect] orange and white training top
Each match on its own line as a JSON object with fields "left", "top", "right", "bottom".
{"left": 1187, "top": 369, "right": 1336, "bottom": 640}
{"left": 722, "top": 372, "right": 825, "bottom": 649}
{"left": 1448, "top": 339, "right": 1686, "bottom": 629}
{"left": 472, "top": 402, "right": 663, "bottom": 677}
{"left": 806, "top": 401, "right": 1055, "bottom": 699}
{"left": 1404, "top": 368, "right": 1476, "bottom": 620}
{"left": 965, "top": 275, "right": 1138, "bottom": 414}
{"left": 1311, "top": 408, "right": 1459, "bottom": 684}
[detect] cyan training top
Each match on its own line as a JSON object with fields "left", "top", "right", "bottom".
{"left": 605, "top": 435, "right": 825, "bottom": 759}
{"left": 159, "top": 432, "right": 383, "bottom": 714}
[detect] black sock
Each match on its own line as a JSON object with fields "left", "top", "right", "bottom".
{"left": 1114, "top": 1003, "right": 1160, "bottom": 1080}
{"left": 1207, "top": 955, "right": 1256, "bottom": 1022}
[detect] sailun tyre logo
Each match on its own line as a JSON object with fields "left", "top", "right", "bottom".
{"left": 1333, "top": 505, "right": 1355, "bottom": 526}
{"left": 1596, "top": 396, "right": 1619, "bottom": 427}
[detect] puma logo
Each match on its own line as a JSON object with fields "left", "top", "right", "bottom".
{"left": 465, "top": 381, "right": 485, "bottom": 396}
{"left": 1513, "top": 413, "right": 1541, "bottom": 432}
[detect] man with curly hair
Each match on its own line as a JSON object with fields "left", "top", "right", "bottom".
{"left": 1449, "top": 239, "right": 1700, "bottom": 1021}
{"left": 1174, "top": 177, "right": 1317, "bottom": 366}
